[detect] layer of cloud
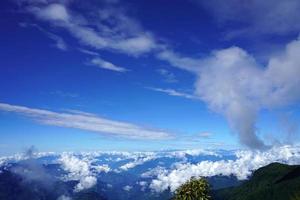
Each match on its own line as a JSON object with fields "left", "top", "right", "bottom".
{"left": 0, "top": 102, "right": 172, "bottom": 140}
{"left": 150, "top": 145, "right": 300, "bottom": 192}
{"left": 88, "top": 57, "right": 127, "bottom": 72}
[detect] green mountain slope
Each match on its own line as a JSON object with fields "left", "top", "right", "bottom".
{"left": 213, "top": 163, "right": 300, "bottom": 200}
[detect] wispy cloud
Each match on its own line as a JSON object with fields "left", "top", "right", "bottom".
{"left": 21, "top": 1, "right": 157, "bottom": 56}
{"left": 147, "top": 87, "right": 198, "bottom": 100}
{"left": 78, "top": 48, "right": 100, "bottom": 56}
{"left": 156, "top": 68, "right": 177, "bottom": 83}
{"left": 198, "top": 132, "right": 213, "bottom": 138}
{"left": 19, "top": 23, "right": 67, "bottom": 51}
{"left": 0, "top": 103, "right": 172, "bottom": 140}
{"left": 157, "top": 50, "right": 202, "bottom": 72}
{"left": 49, "top": 90, "right": 78, "bottom": 98}
{"left": 88, "top": 57, "right": 127, "bottom": 72}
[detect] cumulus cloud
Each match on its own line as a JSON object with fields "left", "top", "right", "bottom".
{"left": 58, "top": 153, "right": 97, "bottom": 192}
{"left": 159, "top": 35, "right": 300, "bottom": 149}
{"left": 196, "top": 37, "right": 300, "bottom": 148}
{"left": 89, "top": 57, "right": 127, "bottom": 72}
{"left": 123, "top": 185, "right": 132, "bottom": 191}
{"left": 21, "top": 1, "right": 157, "bottom": 56}
{"left": 150, "top": 145, "right": 300, "bottom": 192}
{"left": 0, "top": 102, "right": 172, "bottom": 140}
{"left": 119, "top": 153, "right": 156, "bottom": 171}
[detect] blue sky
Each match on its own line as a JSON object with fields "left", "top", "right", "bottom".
{"left": 1, "top": 0, "right": 300, "bottom": 155}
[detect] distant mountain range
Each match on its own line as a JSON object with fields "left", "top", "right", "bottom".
{"left": 0, "top": 161, "right": 299, "bottom": 199}
{"left": 0, "top": 147, "right": 299, "bottom": 200}
{"left": 213, "top": 163, "right": 300, "bottom": 200}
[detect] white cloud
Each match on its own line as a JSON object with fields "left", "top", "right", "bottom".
{"left": 123, "top": 185, "right": 132, "bottom": 191}
{"left": 93, "top": 164, "right": 111, "bottom": 173}
{"left": 195, "top": 37, "right": 300, "bottom": 149}
{"left": 32, "top": 3, "right": 70, "bottom": 22}
{"left": 23, "top": 1, "right": 157, "bottom": 56}
{"left": 119, "top": 154, "right": 156, "bottom": 171}
{"left": 0, "top": 102, "right": 172, "bottom": 140}
{"left": 78, "top": 48, "right": 99, "bottom": 56}
{"left": 89, "top": 57, "right": 127, "bottom": 72}
{"left": 20, "top": 23, "right": 67, "bottom": 51}
{"left": 147, "top": 87, "right": 198, "bottom": 100}
{"left": 57, "top": 195, "right": 72, "bottom": 200}
{"left": 150, "top": 145, "right": 300, "bottom": 192}
{"left": 45, "top": 31, "right": 67, "bottom": 50}
{"left": 168, "top": 149, "right": 220, "bottom": 158}
{"left": 198, "top": 132, "right": 213, "bottom": 138}
{"left": 159, "top": 35, "right": 300, "bottom": 149}
{"left": 58, "top": 153, "right": 97, "bottom": 192}
{"left": 157, "top": 69, "right": 177, "bottom": 83}
{"left": 157, "top": 50, "right": 201, "bottom": 72}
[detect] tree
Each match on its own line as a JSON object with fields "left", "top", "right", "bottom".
{"left": 173, "top": 177, "right": 211, "bottom": 200}
{"left": 292, "top": 192, "right": 300, "bottom": 200}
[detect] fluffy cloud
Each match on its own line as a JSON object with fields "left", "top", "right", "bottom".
{"left": 123, "top": 185, "right": 132, "bottom": 191}
{"left": 159, "top": 35, "right": 300, "bottom": 149}
{"left": 150, "top": 145, "right": 300, "bottom": 192}
{"left": 89, "top": 57, "right": 127, "bottom": 72}
{"left": 0, "top": 102, "right": 172, "bottom": 140}
{"left": 196, "top": 37, "right": 300, "bottom": 149}
{"left": 33, "top": 3, "right": 70, "bottom": 22}
{"left": 119, "top": 154, "right": 156, "bottom": 171}
{"left": 93, "top": 164, "right": 111, "bottom": 173}
{"left": 58, "top": 153, "right": 97, "bottom": 192}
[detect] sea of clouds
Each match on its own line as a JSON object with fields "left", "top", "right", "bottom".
{"left": 1, "top": 145, "right": 300, "bottom": 194}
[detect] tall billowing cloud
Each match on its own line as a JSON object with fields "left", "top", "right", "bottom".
{"left": 195, "top": 36, "right": 300, "bottom": 149}
{"left": 159, "top": 36, "right": 300, "bottom": 149}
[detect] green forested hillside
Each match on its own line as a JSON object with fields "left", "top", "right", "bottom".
{"left": 213, "top": 163, "right": 300, "bottom": 200}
